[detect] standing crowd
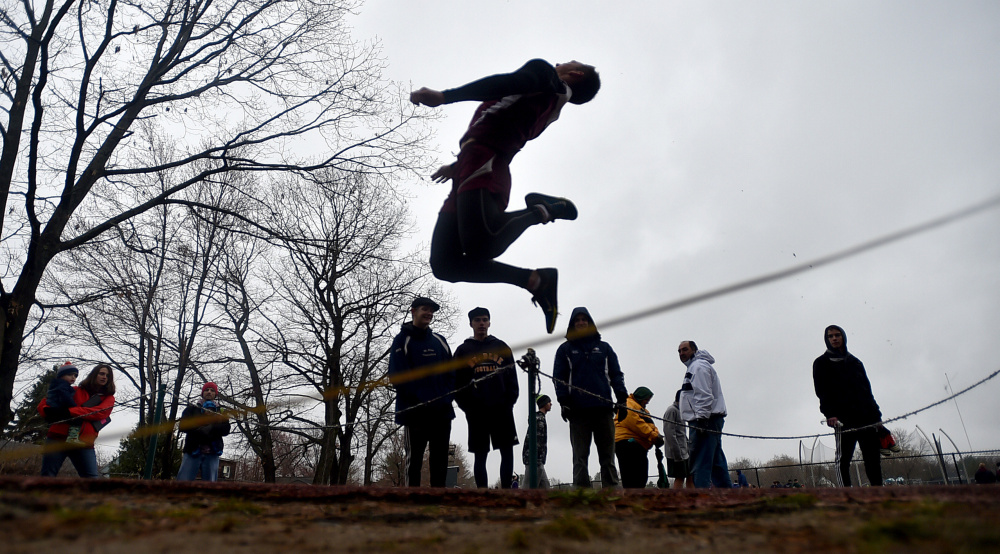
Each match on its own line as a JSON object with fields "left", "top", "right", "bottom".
{"left": 34, "top": 295, "right": 893, "bottom": 489}
{"left": 36, "top": 295, "right": 893, "bottom": 489}
{"left": 385, "top": 295, "right": 895, "bottom": 490}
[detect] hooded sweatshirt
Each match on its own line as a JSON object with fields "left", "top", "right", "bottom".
{"left": 552, "top": 307, "right": 627, "bottom": 410}
{"left": 388, "top": 322, "right": 456, "bottom": 426}
{"left": 812, "top": 325, "right": 881, "bottom": 427}
{"left": 662, "top": 400, "right": 689, "bottom": 460}
{"left": 453, "top": 334, "right": 518, "bottom": 412}
{"left": 679, "top": 350, "right": 727, "bottom": 422}
{"left": 179, "top": 400, "right": 231, "bottom": 456}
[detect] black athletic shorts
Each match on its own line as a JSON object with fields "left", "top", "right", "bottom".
{"left": 666, "top": 457, "right": 691, "bottom": 479}
{"left": 466, "top": 408, "right": 519, "bottom": 454}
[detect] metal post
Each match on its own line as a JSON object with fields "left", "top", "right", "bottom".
{"left": 950, "top": 453, "right": 964, "bottom": 485}
{"left": 939, "top": 429, "right": 968, "bottom": 483}
{"left": 916, "top": 425, "right": 949, "bottom": 485}
{"left": 932, "top": 434, "right": 950, "bottom": 485}
{"left": 143, "top": 384, "right": 167, "bottom": 479}
{"left": 517, "top": 348, "right": 539, "bottom": 489}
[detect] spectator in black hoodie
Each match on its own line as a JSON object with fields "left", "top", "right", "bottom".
{"left": 553, "top": 307, "right": 628, "bottom": 489}
{"left": 388, "top": 296, "right": 455, "bottom": 487}
{"left": 454, "top": 307, "right": 519, "bottom": 488}
{"left": 813, "top": 325, "right": 884, "bottom": 486}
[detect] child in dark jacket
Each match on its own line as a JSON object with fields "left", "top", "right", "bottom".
{"left": 46, "top": 362, "right": 84, "bottom": 445}
{"left": 177, "top": 382, "right": 231, "bottom": 481}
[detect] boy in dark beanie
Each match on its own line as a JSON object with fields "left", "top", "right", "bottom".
{"left": 522, "top": 394, "right": 552, "bottom": 488}
{"left": 47, "top": 362, "right": 84, "bottom": 445}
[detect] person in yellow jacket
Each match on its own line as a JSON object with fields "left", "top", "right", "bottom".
{"left": 614, "top": 386, "right": 664, "bottom": 488}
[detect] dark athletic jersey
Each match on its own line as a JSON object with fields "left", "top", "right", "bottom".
{"left": 442, "top": 59, "right": 571, "bottom": 157}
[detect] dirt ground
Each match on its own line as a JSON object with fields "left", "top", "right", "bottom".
{"left": 2, "top": 476, "right": 998, "bottom": 553}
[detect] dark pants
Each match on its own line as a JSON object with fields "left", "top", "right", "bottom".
{"left": 430, "top": 189, "right": 543, "bottom": 288}
{"left": 569, "top": 407, "right": 620, "bottom": 488}
{"left": 615, "top": 440, "right": 650, "bottom": 489}
{"left": 835, "top": 426, "right": 883, "bottom": 487}
{"left": 404, "top": 419, "right": 452, "bottom": 487}
{"left": 473, "top": 446, "right": 515, "bottom": 488}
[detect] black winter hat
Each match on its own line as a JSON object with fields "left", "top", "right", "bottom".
{"left": 468, "top": 307, "right": 490, "bottom": 321}
{"left": 410, "top": 296, "right": 440, "bottom": 312}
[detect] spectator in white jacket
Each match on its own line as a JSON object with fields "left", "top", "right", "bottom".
{"left": 678, "top": 341, "right": 731, "bottom": 489}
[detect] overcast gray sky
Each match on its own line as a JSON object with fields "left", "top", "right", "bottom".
{"left": 351, "top": 0, "right": 1000, "bottom": 484}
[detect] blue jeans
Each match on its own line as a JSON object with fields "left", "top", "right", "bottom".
{"left": 689, "top": 415, "right": 731, "bottom": 489}
{"left": 40, "top": 439, "right": 99, "bottom": 478}
{"left": 177, "top": 452, "right": 221, "bottom": 481}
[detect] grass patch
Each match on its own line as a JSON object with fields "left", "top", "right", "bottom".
{"left": 857, "top": 499, "right": 999, "bottom": 551}
{"left": 548, "top": 488, "right": 620, "bottom": 507}
{"left": 507, "top": 527, "right": 530, "bottom": 549}
{"left": 210, "top": 498, "right": 264, "bottom": 516}
{"left": 53, "top": 503, "right": 132, "bottom": 525}
{"left": 859, "top": 519, "right": 934, "bottom": 548}
{"left": 540, "top": 513, "right": 611, "bottom": 541}
{"left": 205, "top": 514, "right": 243, "bottom": 533}
{"left": 160, "top": 507, "right": 201, "bottom": 520}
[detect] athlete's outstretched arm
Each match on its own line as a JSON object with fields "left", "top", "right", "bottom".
{"left": 410, "top": 59, "right": 561, "bottom": 107}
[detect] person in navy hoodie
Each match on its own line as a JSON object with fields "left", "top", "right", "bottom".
{"left": 46, "top": 362, "right": 84, "bottom": 445}
{"left": 177, "top": 382, "right": 231, "bottom": 481}
{"left": 553, "top": 307, "right": 628, "bottom": 489}
{"left": 454, "top": 307, "right": 519, "bottom": 488}
{"left": 388, "top": 296, "right": 455, "bottom": 487}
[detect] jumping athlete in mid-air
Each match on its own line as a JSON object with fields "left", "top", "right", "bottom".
{"left": 410, "top": 59, "right": 601, "bottom": 333}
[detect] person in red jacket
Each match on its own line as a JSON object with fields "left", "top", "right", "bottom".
{"left": 411, "top": 59, "right": 600, "bottom": 334}
{"left": 37, "top": 363, "right": 116, "bottom": 478}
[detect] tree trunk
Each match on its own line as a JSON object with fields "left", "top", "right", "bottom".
{"left": 312, "top": 429, "right": 339, "bottom": 485}
{"left": 0, "top": 267, "right": 49, "bottom": 430}
{"left": 336, "top": 427, "right": 354, "bottom": 485}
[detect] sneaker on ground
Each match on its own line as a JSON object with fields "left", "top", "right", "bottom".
{"left": 880, "top": 449, "right": 892, "bottom": 457}
{"left": 525, "top": 193, "right": 578, "bottom": 222}
{"left": 531, "top": 268, "right": 559, "bottom": 334}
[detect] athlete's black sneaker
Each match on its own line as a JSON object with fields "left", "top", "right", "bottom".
{"left": 531, "top": 268, "right": 559, "bottom": 334}
{"left": 525, "top": 193, "right": 578, "bottom": 222}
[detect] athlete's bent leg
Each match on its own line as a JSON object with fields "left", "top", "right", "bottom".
{"left": 457, "top": 189, "right": 545, "bottom": 260}
{"left": 430, "top": 209, "right": 532, "bottom": 287}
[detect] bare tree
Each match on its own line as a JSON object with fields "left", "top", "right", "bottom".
{"left": 261, "top": 169, "right": 443, "bottom": 485}
{"left": 372, "top": 427, "right": 407, "bottom": 487}
{"left": 0, "top": 0, "right": 431, "bottom": 429}
{"left": 211, "top": 216, "right": 291, "bottom": 483}
{"left": 354, "top": 379, "right": 398, "bottom": 485}
{"left": 46, "top": 179, "right": 233, "bottom": 477}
